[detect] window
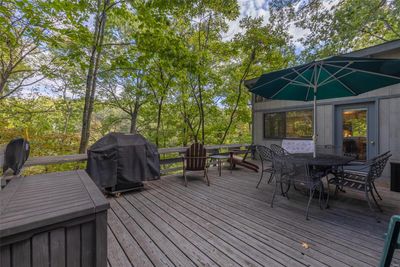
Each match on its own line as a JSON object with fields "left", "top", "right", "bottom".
{"left": 263, "top": 110, "right": 313, "bottom": 139}
{"left": 264, "top": 113, "right": 285, "bottom": 138}
{"left": 286, "top": 110, "right": 313, "bottom": 138}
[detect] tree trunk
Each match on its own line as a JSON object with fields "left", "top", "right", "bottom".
{"left": 62, "top": 87, "right": 71, "bottom": 135}
{"left": 79, "top": 0, "right": 109, "bottom": 153}
{"left": 182, "top": 125, "right": 187, "bottom": 147}
{"left": 63, "top": 105, "right": 72, "bottom": 135}
{"left": 155, "top": 97, "right": 164, "bottom": 147}
{"left": 129, "top": 93, "right": 141, "bottom": 134}
{"left": 198, "top": 76, "right": 205, "bottom": 144}
{"left": 0, "top": 73, "right": 10, "bottom": 99}
{"left": 130, "top": 112, "right": 137, "bottom": 134}
{"left": 181, "top": 94, "right": 198, "bottom": 143}
{"left": 219, "top": 48, "right": 256, "bottom": 144}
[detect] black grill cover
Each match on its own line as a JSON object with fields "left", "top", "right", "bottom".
{"left": 86, "top": 133, "right": 160, "bottom": 189}
{"left": 3, "top": 138, "right": 30, "bottom": 175}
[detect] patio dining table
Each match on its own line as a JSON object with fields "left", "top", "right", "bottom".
{"left": 286, "top": 153, "right": 355, "bottom": 207}
{"left": 288, "top": 152, "right": 355, "bottom": 187}
{"left": 290, "top": 153, "right": 355, "bottom": 167}
{"left": 289, "top": 153, "right": 354, "bottom": 168}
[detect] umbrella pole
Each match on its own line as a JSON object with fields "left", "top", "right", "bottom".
{"left": 313, "top": 88, "right": 317, "bottom": 158}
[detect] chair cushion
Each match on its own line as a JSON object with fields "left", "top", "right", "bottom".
{"left": 282, "top": 139, "right": 314, "bottom": 154}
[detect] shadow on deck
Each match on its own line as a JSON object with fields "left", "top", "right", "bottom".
{"left": 106, "top": 163, "right": 400, "bottom": 267}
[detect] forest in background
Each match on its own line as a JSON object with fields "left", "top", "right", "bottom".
{"left": 1, "top": 0, "right": 399, "bottom": 166}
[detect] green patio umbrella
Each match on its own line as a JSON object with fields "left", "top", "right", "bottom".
{"left": 250, "top": 56, "right": 400, "bottom": 157}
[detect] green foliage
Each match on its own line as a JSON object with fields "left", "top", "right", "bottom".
{"left": 9, "top": 0, "right": 394, "bottom": 175}
{"left": 295, "top": 0, "right": 400, "bottom": 61}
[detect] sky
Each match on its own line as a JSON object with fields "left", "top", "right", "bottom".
{"left": 25, "top": 0, "right": 334, "bottom": 98}
{"left": 225, "top": 0, "right": 337, "bottom": 51}
{"left": 223, "top": 0, "right": 307, "bottom": 52}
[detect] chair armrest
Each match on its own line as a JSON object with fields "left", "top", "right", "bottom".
{"left": 346, "top": 161, "right": 365, "bottom": 166}
{"left": 343, "top": 161, "right": 374, "bottom": 173}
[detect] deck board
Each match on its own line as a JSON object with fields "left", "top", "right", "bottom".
{"left": 107, "top": 165, "right": 400, "bottom": 267}
{"left": 152, "top": 179, "right": 370, "bottom": 266}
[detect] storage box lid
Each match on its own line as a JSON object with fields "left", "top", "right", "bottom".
{"left": 0, "top": 170, "right": 109, "bottom": 237}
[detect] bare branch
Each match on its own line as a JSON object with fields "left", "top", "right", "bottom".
{"left": 101, "top": 41, "right": 135, "bottom": 46}
{"left": 382, "top": 18, "right": 400, "bottom": 38}
{"left": 105, "top": 86, "right": 133, "bottom": 115}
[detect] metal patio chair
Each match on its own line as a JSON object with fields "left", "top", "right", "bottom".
{"left": 270, "top": 154, "right": 291, "bottom": 206}
{"left": 182, "top": 143, "right": 210, "bottom": 187}
{"left": 342, "top": 151, "right": 391, "bottom": 200}
{"left": 329, "top": 153, "right": 391, "bottom": 216}
{"left": 270, "top": 144, "right": 290, "bottom": 156}
{"left": 270, "top": 154, "right": 326, "bottom": 220}
{"left": 255, "top": 145, "right": 275, "bottom": 188}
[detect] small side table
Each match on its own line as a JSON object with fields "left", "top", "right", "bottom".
{"left": 210, "top": 154, "right": 231, "bottom": 176}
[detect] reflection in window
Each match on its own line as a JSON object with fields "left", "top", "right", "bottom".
{"left": 263, "top": 110, "right": 312, "bottom": 139}
{"left": 342, "top": 108, "right": 367, "bottom": 160}
{"left": 264, "top": 113, "right": 285, "bottom": 138}
{"left": 342, "top": 109, "right": 367, "bottom": 137}
{"left": 286, "top": 110, "right": 313, "bottom": 138}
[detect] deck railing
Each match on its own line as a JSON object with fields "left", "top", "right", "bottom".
{"left": 0, "top": 143, "right": 251, "bottom": 176}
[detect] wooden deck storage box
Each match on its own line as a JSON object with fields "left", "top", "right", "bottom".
{"left": 0, "top": 170, "right": 109, "bottom": 267}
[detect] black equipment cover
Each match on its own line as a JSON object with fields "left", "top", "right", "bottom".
{"left": 3, "top": 138, "right": 30, "bottom": 175}
{"left": 86, "top": 133, "right": 160, "bottom": 190}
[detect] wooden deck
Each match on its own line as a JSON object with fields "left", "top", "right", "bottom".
{"left": 106, "top": 164, "right": 400, "bottom": 267}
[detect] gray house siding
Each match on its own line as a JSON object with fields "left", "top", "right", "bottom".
{"left": 250, "top": 41, "right": 400, "bottom": 177}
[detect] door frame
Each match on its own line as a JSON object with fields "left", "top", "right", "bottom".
{"left": 334, "top": 101, "right": 378, "bottom": 160}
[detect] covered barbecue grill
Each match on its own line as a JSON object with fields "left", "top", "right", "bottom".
{"left": 86, "top": 133, "right": 160, "bottom": 193}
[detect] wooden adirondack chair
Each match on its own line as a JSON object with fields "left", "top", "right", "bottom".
{"left": 380, "top": 215, "right": 400, "bottom": 267}
{"left": 182, "top": 143, "right": 210, "bottom": 187}
{"left": 229, "top": 145, "right": 259, "bottom": 172}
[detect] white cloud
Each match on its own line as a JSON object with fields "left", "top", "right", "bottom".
{"left": 223, "top": 0, "right": 270, "bottom": 40}
{"left": 226, "top": 0, "right": 338, "bottom": 51}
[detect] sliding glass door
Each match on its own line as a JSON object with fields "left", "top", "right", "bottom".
{"left": 335, "top": 103, "right": 377, "bottom": 160}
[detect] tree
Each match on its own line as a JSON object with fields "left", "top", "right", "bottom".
{"left": 219, "top": 15, "right": 295, "bottom": 144}
{"left": 103, "top": 73, "right": 150, "bottom": 134}
{"left": 0, "top": 0, "right": 54, "bottom": 99}
{"left": 170, "top": 0, "right": 240, "bottom": 143}
{"left": 79, "top": 0, "right": 112, "bottom": 153}
{"left": 295, "top": 0, "right": 400, "bottom": 60}
{"left": 147, "top": 61, "right": 174, "bottom": 146}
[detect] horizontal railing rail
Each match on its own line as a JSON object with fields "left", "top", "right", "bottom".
{"left": 1, "top": 144, "right": 251, "bottom": 177}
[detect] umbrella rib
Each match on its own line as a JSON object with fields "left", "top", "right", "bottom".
{"left": 327, "top": 58, "right": 399, "bottom": 63}
{"left": 320, "top": 65, "right": 357, "bottom": 95}
{"left": 250, "top": 64, "right": 312, "bottom": 91}
{"left": 305, "top": 64, "right": 317, "bottom": 101}
{"left": 316, "top": 62, "right": 322, "bottom": 84}
{"left": 324, "top": 63, "right": 400, "bottom": 80}
{"left": 292, "top": 68, "right": 314, "bottom": 87}
{"left": 272, "top": 64, "right": 314, "bottom": 98}
{"left": 307, "top": 63, "right": 322, "bottom": 101}
{"left": 270, "top": 81, "right": 298, "bottom": 98}
{"left": 270, "top": 63, "right": 316, "bottom": 99}
{"left": 281, "top": 77, "right": 310, "bottom": 86}
{"left": 318, "top": 62, "right": 353, "bottom": 86}
{"left": 250, "top": 72, "right": 294, "bottom": 91}
{"left": 305, "top": 86, "right": 311, "bottom": 101}
{"left": 319, "top": 70, "right": 356, "bottom": 87}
